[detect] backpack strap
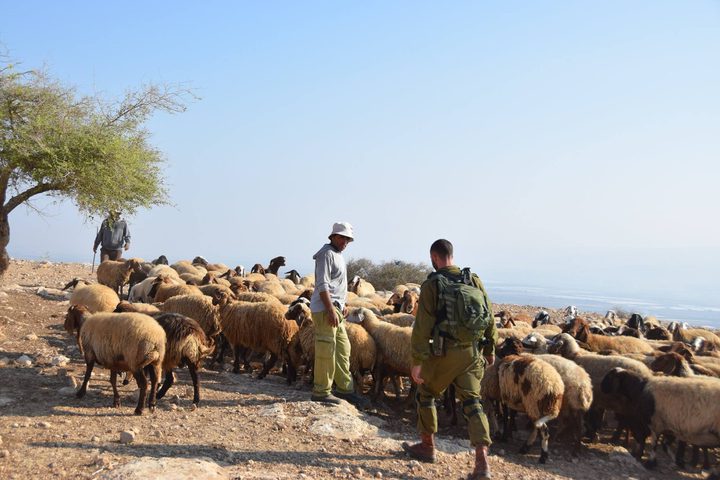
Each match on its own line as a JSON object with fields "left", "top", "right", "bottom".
{"left": 428, "top": 270, "right": 465, "bottom": 340}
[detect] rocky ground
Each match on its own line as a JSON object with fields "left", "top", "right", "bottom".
{"left": 0, "top": 260, "right": 711, "bottom": 479}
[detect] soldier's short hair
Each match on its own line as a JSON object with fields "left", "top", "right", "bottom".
{"left": 430, "top": 239, "right": 453, "bottom": 258}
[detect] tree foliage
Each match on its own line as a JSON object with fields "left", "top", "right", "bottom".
{"left": 346, "top": 257, "right": 432, "bottom": 291}
{"left": 0, "top": 64, "right": 194, "bottom": 218}
{"left": 0, "top": 61, "right": 195, "bottom": 277}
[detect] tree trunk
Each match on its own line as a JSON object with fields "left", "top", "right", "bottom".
{"left": 0, "top": 212, "right": 10, "bottom": 282}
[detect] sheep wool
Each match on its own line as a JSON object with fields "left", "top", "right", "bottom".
{"left": 69, "top": 283, "right": 120, "bottom": 313}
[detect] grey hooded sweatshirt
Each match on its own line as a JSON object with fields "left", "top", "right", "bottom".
{"left": 310, "top": 243, "right": 348, "bottom": 313}
{"left": 93, "top": 218, "right": 131, "bottom": 251}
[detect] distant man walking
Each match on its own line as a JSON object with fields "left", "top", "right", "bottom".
{"left": 402, "top": 239, "right": 497, "bottom": 480}
{"left": 309, "top": 222, "right": 367, "bottom": 409}
{"left": 93, "top": 211, "right": 131, "bottom": 262}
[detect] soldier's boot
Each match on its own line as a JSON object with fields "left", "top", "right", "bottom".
{"left": 468, "top": 445, "right": 491, "bottom": 480}
{"left": 401, "top": 433, "right": 435, "bottom": 463}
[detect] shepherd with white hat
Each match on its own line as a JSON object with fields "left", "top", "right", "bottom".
{"left": 309, "top": 222, "right": 367, "bottom": 409}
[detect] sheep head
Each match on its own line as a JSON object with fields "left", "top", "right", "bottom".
{"left": 285, "top": 301, "right": 311, "bottom": 326}
{"left": 494, "top": 311, "right": 516, "bottom": 328}
{"left": 148, "top": 275, "right": 172, "bottom": 300}
{"left": 533, "top": 310, "right": 550, "bottom": 328}
{"left": 192, "top": 256, "right": 208, "bottom": 267}
{"left": 211, "top": 288, "right": 234, "bottom": 307}
{"left": 650, "top": 352, "right": 685, "bottom": 376}
{"left": 386, "top": 292, "right": 402, "bottom": 306}
{"left": 61, "top": 278, "right": 88, "bottom": 291}
{"left": 401, "top": 290, "right": 418, "bottom": 315}
{"left": 665, "top": 342, "right": 695, "bottom": 362}
{"left": 346, "top": 307, "right": 372, "bottom": 325}
{"left": 250, "top": 263, "right": 265, "bottom": 274}
{"left": 600, "top": 367, "right": 647, "bottom": 400}
{"left": 267, "top": 256, "right": 286, "bottom": 274}
{"left": 202, "top": 272, "right": 219, "bottom": 285}
{"left": 497, "top": 337, "right": 523, "bottom": 358}
{"left": 521, "top": 332, "right": 544, "bottom": 350}
{"left": 229, "top": 281, "right": 249, "bottom": 294}
{"left": 64, "top": 304, "right": 90, "bottom": 334}
{"left": 645, "top": 326, "right": 671, "bottom": 340}
{"left": 152, "top": 255, "right": 169, "bottom": 265}
{"left": 113, "top": 301, "right": 133, "bottom": 313}
{"left": 285, "top": 269, "right": 301, "bottom": 284}
{"left": 547, "top": 333, "right": 576, "bottom": 356}
{"left": 124, "top": 258, "right": 143, "bottom": 274}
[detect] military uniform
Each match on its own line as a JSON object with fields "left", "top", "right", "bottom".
{"left": 411, "top": 265, "right": 497, "bottom": 447}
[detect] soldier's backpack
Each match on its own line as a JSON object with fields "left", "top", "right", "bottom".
{"left": 429, "top": 268, "right": 492, "bottom": 349}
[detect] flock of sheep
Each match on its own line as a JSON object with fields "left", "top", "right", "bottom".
{"left": 58, "top": 255, "right": 720, "bottom": 479}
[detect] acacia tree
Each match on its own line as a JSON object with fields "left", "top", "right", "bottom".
{"left": 0, "top": 64, "right": 193, "bottom": 279}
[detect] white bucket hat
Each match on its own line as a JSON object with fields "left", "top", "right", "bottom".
{"left": 329, "top": 221, "right": 354, "bottom": 241}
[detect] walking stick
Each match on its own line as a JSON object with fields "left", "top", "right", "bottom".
{"left": 91, "top": 226, "right": 98, "bottom": 274}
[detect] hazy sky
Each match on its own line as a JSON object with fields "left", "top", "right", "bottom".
{"left": 2, "top": 1, "right": 719, "bottom": 306}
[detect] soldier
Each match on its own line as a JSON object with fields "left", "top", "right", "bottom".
{"left": 309, "top": 222, "right": 368, "bottom": 409}
{"left": 402, "top": 239, "right": 497, "bottom": 480}
{"left": 93, "top": 211, "right": 131, "bottom": 262}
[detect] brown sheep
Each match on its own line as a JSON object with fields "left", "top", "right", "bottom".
{"left": 566, "top": 317, "right": 654, "bottom": 354}
{"left": 400, "top": 290, "right": 419, "bottom": 316}
{"left": 96, "top": 258, "right": 143, "bottom": 297}
{"left": 64, "top": 305, "right": 165, "bottom": 415}
{"left": 212, "top": 290, "right": 298, "bottom": 381}
{"left": 152, "top": 312, "right": 214, "bottom": 406}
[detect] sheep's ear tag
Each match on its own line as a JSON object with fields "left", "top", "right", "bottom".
{"left": 358, "top": 311, "right": 365, "bottom": 322}
{"left": 529, "top": 337, "right": 537, "bottom": 343}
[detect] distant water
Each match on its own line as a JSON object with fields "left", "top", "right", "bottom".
{"left": 486, "top": 281, "right": 720, "bottom": 330}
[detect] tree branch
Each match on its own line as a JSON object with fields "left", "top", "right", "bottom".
{"left": 2, "top": 181, "right": 59, "bottom": 214}
{"left": 0, "top": 168, "right": 12, "bottom": 206}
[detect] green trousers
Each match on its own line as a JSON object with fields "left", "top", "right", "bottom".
{"left": 416, "top": 345, "right": 492, "bottom": 447}
{"left": 312, "top": 308, "right": 353, "bottom": 397}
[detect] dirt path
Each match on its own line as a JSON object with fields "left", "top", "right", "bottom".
{"left": 0, "top": 260, "right": 704, "bottom": 479}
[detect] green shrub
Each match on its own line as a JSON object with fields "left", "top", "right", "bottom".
{"left": 346, "top": 258, "right": 432, "bottom": 291}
